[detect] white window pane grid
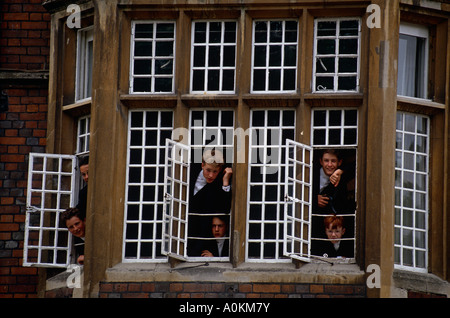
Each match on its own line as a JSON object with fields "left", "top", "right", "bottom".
{"left": 24, "top": 153, "right": 77, "bottom": 267}
{"left": 251, "top": 20, "right": 298, "bottom": 93}
{"left": 190, "top": 109, "right": 235, "bottom": 163}
{"left": 247, "top": 109, "right": 296, "bottom": 262}
{"left": 191, "top": 21, "right": 237, "bottom": 94}
{"left": 76, "top": 115, "right": 90, "bottom": 155}
{"left": 76, "top": 27, "right": 93, "bottom": 101}
{"left": 123, "top": 110, "right": 173, "bottom": 262}
{"left": 313, "top": 18, "right": 360, "bottom": 93}
{"left": 312, "top": 109, "right": 358, "bottom": 147}
{"left": 162, "top": 140, "right": 190, "bottom": 260}
{"left": 284, "top": 140, "right": 313, "bottom": 262}
{"left": 130, "top": 21, "right": 176, "bottom": 94}
{"left": 394, "top": 112, "right": 429, "bottom": 272}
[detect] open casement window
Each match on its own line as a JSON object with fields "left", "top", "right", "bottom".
{"left": 397, "top": 23, "right": 429, "bottom": 99}
{"left": 162, "top": 140, "right": 190, "bottom": 261}
{"left": 24, "top": 153, "right": 78, "bottom": 268}
{"left": 284, "top": 140, "right": 313, "bottom": 262}
{"left": 76, "top": 27, "right": 94, "bottom": 101}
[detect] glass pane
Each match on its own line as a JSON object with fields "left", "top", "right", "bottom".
{"left": 223, "top": 46, "right": 235, "bottom": 67}
{"left": 340, "top": 20, "right": 359, "bottom": 36}
{"left": 154, "top": 78, "right": 172, "bottom": 92}
{"left": 338, "top": 76, "right": 357, "bottom": 90}
{"left": 208, "top": 46, "right": 221, "bottom": 67}
{"left": 209, "top": 22, "right": 222, "bottom": 43}
{"left": 134, "top": 42, "right": 152, "bottom": 56}
{"left": 135, "top": 24, "right": 153, "bottom": 38}
{"left": 155, "top": 41, "right": 173, "bottom": 56}
{"left": 268, "top": 69, "right": 281, "bottom": 90}
{"left": 156, "top": 23, "right": 174, "bottom": 38}
{"left": 254, "top": 46, "right": 267, "bottom": 67}
{"left": 224, "top": 22, "right": 236, "bottom": 43}
{"left": 255, "top": 21, "right": 267, "bottom": 43}
{"left": 317, "top": 39, "right": 335, "bottom": 55}
{"left": 269, "top": 45, "right": 282, "bottom": 66}
{"left": 269, "top": 21, "right": 282, "bottom": 42}
{"left": 285, "top": 21, "right": 298, "bottom": 42}
{"left": 192, "top": 70, "right": 205, "bottom": 91}
{"left": 194, "top": 22, "right": 206, "bottom": 43}
{"left": 222, "top": 70, "right": 235, "bottom": 91}
{"left": 316, "top": 57, "right": 335, "bottom": 73}
{"left": 317, "top": 21, "right": 336, "bottom": 36}
{"left": 283, "top": 69, "right": 295, "bottom": 91}
{"left": 338, "top": 57, "right": 357, "bottom": 73}
{"left": 284, "top": 45, "right": 297, "bottom": 66}
{"left": 207, "top": 70, "right": 220, "bottom": 91}
{"left": 315, "top": 76, "right": 334, "bottom": 91}
{"left": 253, "top": 69, "right": 266, "bottom": 91}
{"left": 155, "top": 59, "right": 172, "bottom": 75}
{"left": 193, "top": 46, "right": 206, "bottom": 67}
{"left": 339, "top": 39, "right": 358, "bottom": 54}
{"left": 133, "top": 78, "right": 151, "bottom": 92}
{"left": 134, "top": 60, "right": 152, "bottom": 75}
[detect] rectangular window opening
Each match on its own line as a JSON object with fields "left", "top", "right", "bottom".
{"left": 313, "top": 18, "right": 360, "bottom": 93}
{"left": 76, "top": 27, "right": 94, "bottom": 101}
{"left": 397, "top": 23, "right": 429, "bottom": 99}
{"left": 130, "top": 21, "right": 176, "bottom": 94}
{"left": 191, "top": 21, "right": 237, "bottom": 94}
{"left": 251, "top": 20, "right": 298, "bottom": 94}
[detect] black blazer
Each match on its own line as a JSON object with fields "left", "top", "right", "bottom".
{"left": 312, "top": 166, "right": 355, "bottom": 215}
{"left": 311, "top": 239, "right": 354, "bottom": 258}
{"left": 190, "top": 238, "right": 230, "bottom": 257}
{"left": 187, "top": 164, "right": 232, "bottom": 240}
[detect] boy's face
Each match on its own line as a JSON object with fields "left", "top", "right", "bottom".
{"left": 80, "top": 164, "right": 89, "bottom": 183}
{"left": 201, "top": 163, "right": 221, "bottom": 183}
{"left": 325, "top": 225, "right": 345, "bottom": 244}
{"left": 66, "top": 216, "right": 86, "bottom": 238}
{"left": 319, "top": 153, "right": 342, "bottom": 177}
{"left": 212, "top": 217, "right": 227, "bottom": 238}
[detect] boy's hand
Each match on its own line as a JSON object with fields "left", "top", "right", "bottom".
{"left": 318, "top": 194, "right": 329, "bottom": 208}
{"left": 201, "top": 250, "right": 213, "bottom": 257}
{"left": 223, "top": 167, "right": 233, "bottom": 186}
{"left": 330, "top": 169, "right": 343, "bottom": 187}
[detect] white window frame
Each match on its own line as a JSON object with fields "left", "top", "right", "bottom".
{"left": 122, "top": 110, "right": 174, "bottom": 262}
{"left": 394, "top": 112, "right": 429, "bottom": 273}
{"left": 246, "top": 109, "right": 296, "bottom": 263}
{"left": 129, "top": 21, "right": 176, "bottom": 94}
{"left": 162, "top": 140, "right": 191, "bottom": 261}
{"left": 397, "top": 22, "right": 429, "bottom": 100}
{"left": 190, "top": 20, "right": 237, "bottom": 94}
{"left": 284, "top": 140, "right": 313, "bottom": 263}
{"left": 311, "top": 108, "right": 359, "bottom": 147}
{"left": 312, "top": 18, "right": 361, "bottom": 93}
{"left": 75, "top": 27, "right": 93, "bottom": 102}
{"left": 24, "top": 153, "right": 78, "bottom": 268}
{"left": 250, "top": 20, "right": 299, "bottom": 94}
{"left": 76, "top": 115, "right": 90, "bottom": 156}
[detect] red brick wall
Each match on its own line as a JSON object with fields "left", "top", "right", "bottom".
{"left": 97, "top": 282, "right": 366, "bottom": 298}
{"left": 0, "top": 0, "right": 50, "bottom": 298}
{"left": 0, "top": 0, "right": 50, "bottom": 71}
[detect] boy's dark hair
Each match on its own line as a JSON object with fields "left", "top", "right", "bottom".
{"left": 321, "top": 149, "right": 341, "bottom": 160}
{"left": 78, "top": 155, "right": 89, "bottom": 168}
{"left": 61, "top": 208, "right": 85, "bottom": 227}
